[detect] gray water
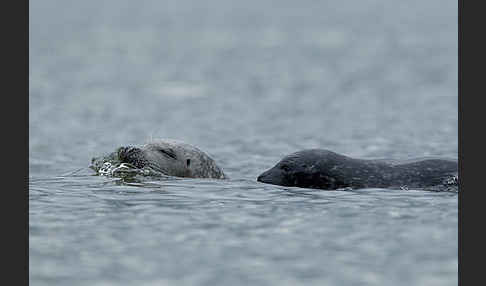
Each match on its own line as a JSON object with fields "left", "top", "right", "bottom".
{"left": 29, "top": 1, "right": 458, "bottom": 285}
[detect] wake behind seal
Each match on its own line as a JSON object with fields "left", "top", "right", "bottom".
{"left": 91, "top": 139, "right": 226, "bottom": 179}
{"left": 257, "top": 149, "right": 458, "bottom": 191}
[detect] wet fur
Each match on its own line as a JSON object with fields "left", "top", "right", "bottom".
{"left": 114, "top": 139, "right": 226, "bottom": 179}
{"left": 257, "top": 149, "right": 457, "bottom": 191}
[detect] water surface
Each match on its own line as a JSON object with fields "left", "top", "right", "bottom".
{"left": 29, "top": 1, "right": 457, "bottom": 285}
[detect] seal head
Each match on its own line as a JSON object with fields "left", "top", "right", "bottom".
{"left": 257, "top": 150, "right": 352, "bottom": 189}
{"left": 91, "top": 139, "right": 226, "bottom": 179}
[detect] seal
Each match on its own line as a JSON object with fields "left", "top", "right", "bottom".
{"left": 257, "top": 149, "right": 458, "bottom": 191}
{"left": 91, "top": 139, "right": 226, "bottom": 179}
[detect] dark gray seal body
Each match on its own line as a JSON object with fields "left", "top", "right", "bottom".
{"left": 91, "top": 139, "right": 226, "bottom": 179}
{"left": 257, "top": 149, "right": 458, "bottom": 191}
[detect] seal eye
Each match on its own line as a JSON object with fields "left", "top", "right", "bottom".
{"left": 186, "top": 159, "right": 191, "bottom": 166}
{"left": 281, "top": 164, "right": 290, "bottom": 172}
{"left": 157, "top": 148, "right": 177, "bottom": 159}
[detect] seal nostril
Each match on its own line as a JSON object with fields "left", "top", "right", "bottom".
{"left": 118, "top": 148, "right": 127, "bottom": 161}
{"left": 257, "top": 173, "right": 267, "bottom": 182}
{"left": 117, "top": 147, "right": 131, "bottom": 160}
{"left": 117, "top": 146, "right": 144, "bottom": 166}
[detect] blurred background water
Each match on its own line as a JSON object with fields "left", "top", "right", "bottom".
{"left": 29, "top": 0, "right": 458, "bottom": 285}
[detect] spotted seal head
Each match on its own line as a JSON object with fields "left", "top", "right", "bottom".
{"left": 257, "top": 149, "right": 458, "bottom": 191}
{"left": 91, "top": 139, "right": 226, "bottom": 179}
